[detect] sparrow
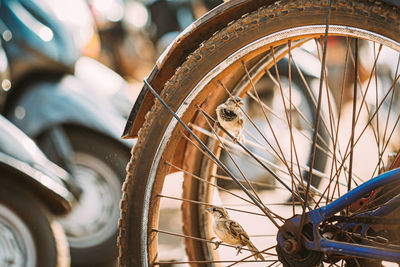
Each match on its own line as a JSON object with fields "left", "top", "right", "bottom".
{"left": 206, "top": 206, "right": 265, "bottom": 261}
{"left": 216, "top": 96, "right": 244, "bottom": 142}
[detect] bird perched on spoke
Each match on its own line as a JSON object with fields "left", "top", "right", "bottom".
{"left": 216, "top": 96, "right": 244, "bottom": 142}
{"left": 206, "top": 206, "right": 264, "bottom": 261}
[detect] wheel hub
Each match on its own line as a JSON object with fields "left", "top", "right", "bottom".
{"left": 56, "top": 152, "right": 121, "bottom": 248}
{"left": 276, "top": 215, "right": 322, "bottom": 267}
{"left": 0, "top": 204, "right": 36, "bottom": 267}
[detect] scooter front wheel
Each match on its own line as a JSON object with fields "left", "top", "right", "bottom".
{"left": 53, "top": 128, "right": 130, "bottom": 266}
{"left": 0, "top": 178, "right": 69, "bottom": 267}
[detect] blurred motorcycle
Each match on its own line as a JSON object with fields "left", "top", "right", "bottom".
{"left": 0, "top": 114, "right": 79, "bottom": 267}
{"left": 0, "top": 0, "right": 133, "bottom": 265}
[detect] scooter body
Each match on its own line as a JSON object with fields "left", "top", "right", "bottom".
{"left": 0, "top": 114, "right": 76, "bottom": 266}
{"left": 0, "top": 0, "right": 133, "bottom": 265}
{"left": 0, "top": 0, "right": 131, "bottom": 148}
{"left": 0, "top": 114, "right": 76, "bottom": 214}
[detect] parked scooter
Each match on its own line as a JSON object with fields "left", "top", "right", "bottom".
{"left": 0, "top": 114, "right": 78, "bottom": 267}
{"left": 0, "top": 0, "right": 132, "bottom": 265}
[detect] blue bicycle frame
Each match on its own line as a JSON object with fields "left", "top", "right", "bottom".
{"left": 280, "top": 167, "right": 400, "bottom": 262}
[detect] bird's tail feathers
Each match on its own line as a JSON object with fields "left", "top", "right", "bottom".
{"left": 246, "top": 241, "right": 265, "bottom": 261}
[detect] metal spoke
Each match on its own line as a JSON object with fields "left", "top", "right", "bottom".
{"left": 374, "top": 43, "right": 382, "bottom": 172}
{"left": 144, "top": 79, "right": 281, "bottom": 229}
{"left": 180, "top": 128, "right": 327, "bottom": 205}
{"left": 241, "top": 60, "right": 306, "bottom": 198}
{"left": 314, "top": 37, "right": 350, "bottom": 175}
{"left": 300, "top": 0, "right": 332, "bottom": 237}
{"left": 266, "top": 65, "right": 364, "bottom": 191}
{"left": 226, "top": 245, "right": 277, "bottom": 267}
{"left": 264, "top": 68, "right": 332, "bottom": 154}
{"left": 157, "top": 194, "right": 284, "bottom": 220}
{"left": 379, "top": 113, "right": 400, "bottom": 163}
{"left": 374, "top": 54, "right": 400, "bottom": 177}
{"left": 269, "top": 49, "right": 311, "bottom": 196}
{"left": 317, "top": 38, "right": 343, "bottom": 180}
{"left": 220, "top": 144, "right": 327, "bottom": 200}
{"left": 194, "top": 107, "right": 331, "bottom": 202}
{"left": 341, "top": 71, "right": 400, "bottom": 171}
{"left": 214, "top": 174, "right": 330, "bottom": 201}
{"left": 382, "top": 53, "right": 400, "bottom": 147}
{"left": 313, "top": 36, "right": 362, "bottom": 192}
{"left": 370, "top": 113, "right": 400, "bottom": 179}
{"left": 324, "top": 37, "right": 351, "bottom": 205}
{"left": 152, "top": 228, "right": 277, "bottom": 257}
{"left": 197, "top": 105, "right": 284, "bottom": 213}
{"left": 166, "top": 160, "right": 266, "bottom": 207}
{"left": 154, "top": 259, "right": 277, "bottom": 265}
{"left": 315, "top": 37, "right": 349, "bottom": 203}
{"left": 346, "top": 43, "right": 384, "bottom": 176}
{"left": 267, "top": 261, "right": 281, "bottom": 267}
{"left": 290, "top": 46, "right": 335, "bottom": 144}
{"left": 211, "top": 173, "right": 289, "bottom": 191}
{"left": 219, "top": 81, "right": 290, "bottom": 176}
{"left": 248, "top": 85, "right": 365, "bottom": 187}
{"left": 246, "top": 90, "right": 334, "bottom": 164}
{"left": 293, "top": 38, "right": 363, "bottom": 200}
{"left": 322, "top": 70, "right": 400, "bottom": 201}
{"left": 223, "top": 202, "right": 303, "bottom": 207}
{"left": 190, "top": 122, "right": 334, "bottom": 190}
{"left": 288, "top": 41, "right": 296, "bottom": 214}
{"left": 269, "top": 47, "right": 305, "bottom": 184}
{"left": 348, "top": 38, "right": 359, "bottom": 198}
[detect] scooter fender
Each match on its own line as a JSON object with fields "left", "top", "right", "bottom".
{"left": 7, "top": 74, "right": 134, "bottom": 148}
{"left": 0, "top": 115, "right": 76, "bottom": 214}
{"left": 74, "top": 56, "right": 135, "bottom": 119}
{"left": 123, "top": 0, "right": 400, "bottom": 139}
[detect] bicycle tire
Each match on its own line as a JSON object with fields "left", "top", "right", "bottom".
{"left": 119, "top": 0, "right": 400, "bottom": 266}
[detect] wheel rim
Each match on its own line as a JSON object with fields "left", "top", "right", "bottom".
{"left": 57, "top": 152, "right": 121, "bottom": 248}
{"left": 0, "top": 204, "right": 36, "bottom": 267}
{"left": 141, "top": 26, "right": 400, "bottom": 266}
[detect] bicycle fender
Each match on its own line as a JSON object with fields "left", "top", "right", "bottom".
{"left": 7, "top": 75, "right": 134, "bottom": 148}
{"left": 0, "top": 115, "right": 75, "bottom": 214}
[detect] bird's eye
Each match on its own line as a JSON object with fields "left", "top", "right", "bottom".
{"left": 212, "top": 207, "right": 216, "bottom": 212}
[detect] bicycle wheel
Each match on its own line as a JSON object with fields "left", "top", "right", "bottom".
{"left": 119, "top": 0, "right": 400, "bottom": 266}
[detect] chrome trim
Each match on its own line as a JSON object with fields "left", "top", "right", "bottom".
{"left": 0, "top": 152, "right": 74, "bottom": 205}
